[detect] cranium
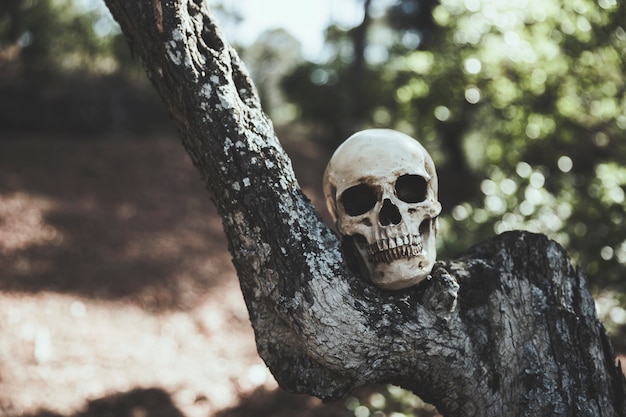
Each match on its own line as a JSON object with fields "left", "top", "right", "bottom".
{"left": 323, "top": 129, "right": 442, "bottom": 290}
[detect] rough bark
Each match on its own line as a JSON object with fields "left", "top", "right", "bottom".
{"left": 103, "top": 1, "right": 626, "bottom": 415}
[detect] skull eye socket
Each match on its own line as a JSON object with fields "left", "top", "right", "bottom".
{"left": 340, "top": 184, "right": 378, "bottom": 216}
{"left": 395, "top": 174, "right": 427, "bottom": 203}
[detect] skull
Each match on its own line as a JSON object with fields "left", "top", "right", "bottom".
{"left": 323, "top": 129, "right": 442, "bottom": 290}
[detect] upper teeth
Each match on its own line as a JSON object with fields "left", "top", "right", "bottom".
{"left": 367, "top": 235, "right": 423, "bottom": 263}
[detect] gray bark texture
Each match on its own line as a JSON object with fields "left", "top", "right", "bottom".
{"left": 103, "top": 1, "right": 626, "bottom": 415}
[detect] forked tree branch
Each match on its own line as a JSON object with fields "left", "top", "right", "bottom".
{"left": 104, "top": 1, "right": 626, "bottom": 415}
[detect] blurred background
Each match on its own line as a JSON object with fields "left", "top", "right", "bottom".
{"left": 0, "top": 0, "right": 624, "bottom": 416}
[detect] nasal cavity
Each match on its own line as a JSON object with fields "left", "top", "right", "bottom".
{"left": 379, "top": 199, "right": 402, "bottom": 226}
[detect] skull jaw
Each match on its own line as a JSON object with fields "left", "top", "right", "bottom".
{"left": 344, "top": 217, "right": 439, "bottom": 290}
{"left": 367, "top": 254, "right": 435, "bottom": 290}
{"left": 350, "top": 237, "right": 437, "bottom": 290}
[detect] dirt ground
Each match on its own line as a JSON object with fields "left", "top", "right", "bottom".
{"left": 0, "top": 132, "right": 443, "bottom": 417}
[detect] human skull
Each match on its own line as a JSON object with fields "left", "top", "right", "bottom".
{"left": 323, "top": 129, "right": 442, "bottom": 290}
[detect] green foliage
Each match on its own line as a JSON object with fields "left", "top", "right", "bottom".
{"left": 416, "top": 0, "right": 626, "bottom": 298}
{"left": 282, "top": 61, "right": 378, "bottom": 140}
{"left": 282, "top": 22, "right": 375, "bottom": 142}
{"left": 0, "top": 0, "right": 125, "bottom": 76}
{"left": 284, "top": 0, "right": 626, "bottom": 307}
{"left": 0, "top": 0, "right": 168, "bottom": 134}
{"left": 340, "top": 385, "right": 439, "bottom": 417}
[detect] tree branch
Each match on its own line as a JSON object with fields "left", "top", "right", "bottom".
{"left": 104, "top": 1, "right": 626, "bottom": 415}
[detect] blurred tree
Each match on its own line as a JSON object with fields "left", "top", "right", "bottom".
{"left": 241, "top": 29, "right": 303, "bottom": 125}
{"left": 282, "top": 0, "right": 390, "bottom": 141}
{"left": 0, "top": 0, "right": 178, "bottom": 134}
{"left": 283, "top": 0, "right": 626, "bottom": 331}
{"left": 0, "top": 0, "right": 120, "bottom": 77}
{"left": 348, "top": 0, "right": 373, "bottom": 130}
{"left": 386, "top": 0, "right": 439, "bottom": 49}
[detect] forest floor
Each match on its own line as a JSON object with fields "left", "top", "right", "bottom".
{"left": 0, "top": 131, "right": 441, "bottom": 417}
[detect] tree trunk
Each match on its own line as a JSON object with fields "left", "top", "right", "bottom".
{"left": 103, "top": 1, "right": 626, "bottom": 415}
{"left": 347, "top": 0, "right": 372, "bottom": 129}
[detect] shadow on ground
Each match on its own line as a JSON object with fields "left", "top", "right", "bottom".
{"left": 215, "top": 384, "right": 442, "bottom": 417}
{"left": 0, "top": 133, "right": 329, "bottom": 311}
{"left": 19, "top": 387, "right": 348, "bottom": 417}
{"left": 20, "top": 388, "right": 186, "bottom": 417}
{"left": 0, "top": 136, "right": 232, "bottom": 310}
{"left": 215, "top": 386, "right": 344, "bottom": 417}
